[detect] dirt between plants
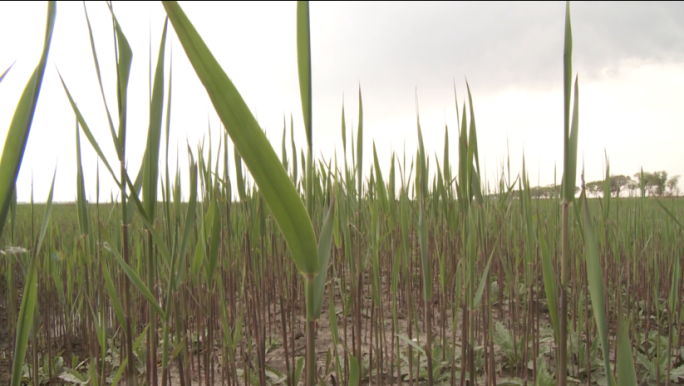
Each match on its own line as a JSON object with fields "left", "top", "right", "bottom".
{"left": 160, "top": 284, "right": 552, "bottom": 386}
{"left": 1, "top": 276, "right": 560, "bottom": 386}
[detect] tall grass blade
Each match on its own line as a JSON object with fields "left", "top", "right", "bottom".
{"left": 373, "top": 142, "right": 389, "bottom": 213}
{"left": 297, "top": 1, "right": 312, "bottom": 152}
{"left": 99, "top": 222, "right": 166, "bottom": 319}
{"left": 143, "top": 18, "right": 168, "bottom": 218}
{"left": 0, "top": 1, "right": 56, "bottom": 240}
{"left": 10, "top": 243, "right": 39, "bottom": 386}
{"left": 357, "top": 87, "right": 364, "bottom": 198}
{"left": 83, "top": 2, "right": 120, "bottom": 158}
{"left": 10, "top": 167, "right": 56, "bottom": 386}
{"left": 75, "top": 120, "right": 89, "bottom": 236}
{"left": 162, "top": 1, "right": 318, "bottom": 275}
{"left": 312, "top": 193, "right": 335, "bottom": 318}
{"left": 581, "top": 190, "right": 613, "bottom": 386}
{"left": 0, "top": 62, "right": 14, "bottom": 84}
{"left": 616, "top": 307, "right": 638, "bottom": 386}
{"left": 562, "top": 1, "right": 576, "bottom": 203}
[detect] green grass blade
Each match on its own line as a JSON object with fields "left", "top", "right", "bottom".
{"left": 373, "top": 142, "right": 389, "bottom": 214}
{"left": 0, "top": 62, "right": 14, "bottom": 84}
{"left": 82, "top": 3, "right": 120, "bottom": 158}
{"left": 565, "top": 76, "right": 579, "bottom": 202}
{"left": 101, "top": 222, "right": 166, "bottom": 319}
{"left": 282, "top": 117, "right": 289, "bottom": 169}
{"left": 102, "top": 263, "right": 126, "bottom": 329}
{"left": 10, "top": 165, "right": 56, "bottom": 386}
{"left": 562, "top": 1, "right": 576, "bottom": 203}
{"left": 177, "top": 162, "right": 198, "bottom": 288}
{"left": 35, "top": 168, "right": 56, "bottom": 257}
{"left": 0, "top": 1, "right": 56, "bottom": 241}
{"left": 581, "top": 191, "right": 613, "bottom": 386}
{"left": 10, "top": 251, "right": 38, "bottom": 386}
{"left": 655, "top": 199, "right": 684, "bottom": 231}
{"left": 58, "top": 72, "right": 120, "bottom": 186}
{"left": 143, "top": 18, "right": 168, "bottom": 219}
{"left": 348, "top": 355, "right": 360, "bottom": 386}
{"left": 122, "top": 171, "right": 172, "bottom": 263}
{"left": 297, "top": 1, "right": 312, "bottom": 152}
{"left": 357, "top": 87, "right": 364, "bottom": 198}
{"left": 341, "top": 103, "right": 346, "bottom": 154}
{"left": 312, "top": 192, "right": 335, "bottom": 318}
{"left": 207, "top": 198, "right": 221, "bottom": 285}
{"left": 163, "top": 1, "right": 318, "bottom": 275}
{"left": 416, "top": 121, "right": 431, "bottom": 301}
{"left": 75, "top": 120, "right": 90, "bottom": 236}
{"left": 108, "top": 8, "right": 133, "bottom": 152}
{"left": 397, "top": 333, "right": 427, "bottom": 356}
{"left": 291, "top": 116, "right": 298, "bottom": 184}
{"left": 110, "top": 358, "right": 127, "bottom": 386}
{"left": 234, "top": 146, "right": 246, "bottom": 201}
{"left": 616, "top": 307, "right": 638, "bottom": 386}
{"left": 443, "top": 125, "right": 451, "bottom": 184}
{"left": 473, "top": 242, "right": 497, "bottom": 309}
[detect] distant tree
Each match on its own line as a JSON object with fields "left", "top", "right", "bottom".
{"left": 634, "top": 171, "right": 669, "bottom": 197}
{"left": 627, "top": 179, "right": 639, "bottom": 197}
{"left": 586, "top": 180, "right": 603, "bottom": 197}
{"left": 609, "top": 175, "right": 631, "bottom": 197}
{"left": 666, "top": 175, "right": 680, "bottom": 196}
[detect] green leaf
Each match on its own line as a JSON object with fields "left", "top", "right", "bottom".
{"left": 10, "top": 256, "right": 36, "bottom": 386}
{"left": 312, "top": 192, "right": 336, "bottom": 318}
{"left": 75, "top": 120, "right": 89, "bottom": 236}
{"left": 143, "top": 18, "right": 168, "bottom": 219}
{"left": 397, "top": 333, "right": 426, "bottom": 357}
{"left": 297, "top": 1, "right": 312, "bottom": 152}
{"left": 348, "top": 355, "right": 360, "bottom": 386}
{"left": 655, "top": 199, "right": 684, "bottom": 231}
{"left": 58, "top": 73, "right": 120, "bottom": 187}
{"left": 0, "top": 1, "right": 56, "bottom": 241}
{"left": 102, "top": 263, "right": 125, "bottom": 330}
{"left": 163, "top": 2, "right": 318, "bottom": 275}
{"left": 11, "top": 163, "right": 56, "bottom": 386}
{"left": 108, "top": 6, "right": 133, "bottom": 154}
{"left": 82, "top": 3, "right": 120, "bottom": 159}
{"left": 357, "top": 87, "right": 364, "bottom": 198}
{"left": 373, "top": 142, "right": 389, "bottom": 214}
{"left": 581, "top": 190, "right": 613, "bottom": 386}
{"left": 616, "top": 308, "right": 638, "bottom": 386}
{"left": 473, "top": 242, "right": 497, "bottom": 309}
{"left": 0, "top": 62, "right": 14, "bottom": 84}
{"left": 293, "top": 357, "right": 305, "bottom": 386}
{"left": 207, "top": 198, "right": 221, "bottom": 285}
{"left": 562, "top": 1, "right": 577, "bottom": 203}
{"left": 416, "top": 120, "right": 431, "bottom": 301}
{"left": 100, "top": 222, "right": 166, "bottom": 320}
{"left": 564, "top": 76, "right": 579, "bottom": 203}
{"left": 281, "top": 117, "right": 289, "bottom": 169}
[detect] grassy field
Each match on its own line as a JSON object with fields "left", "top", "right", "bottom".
{"left": 2, "top": 193, "right": 684, "bottom": 386}
{"left": 1, "top": 1, "right": 683, "bottom": 386}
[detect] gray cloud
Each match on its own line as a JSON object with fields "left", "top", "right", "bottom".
{"left": 309, "top": 2, "right": 684, "bottom": 96}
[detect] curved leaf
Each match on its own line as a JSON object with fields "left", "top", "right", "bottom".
{"left": 0, "top": 1, "right": 56, "bottom": 241}
{"left": 163, "top": 2, "right": 318, "bottom": 274}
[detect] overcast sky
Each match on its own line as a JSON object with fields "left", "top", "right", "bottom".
{"left": 1, "top": 2, "right": 683, "bottom": 202}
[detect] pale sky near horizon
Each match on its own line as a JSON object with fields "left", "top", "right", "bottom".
{"left": 1, "top": 2, "right": 683, "bottom": 202}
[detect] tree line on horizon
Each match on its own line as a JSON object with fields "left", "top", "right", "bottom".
{"left": 521, "top": 170, "right": 680, "bottom": 199}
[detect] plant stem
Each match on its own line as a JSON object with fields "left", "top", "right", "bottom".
{"left": 305, "top": 275, "right": 316, "bottom": 386}
{"left": 559, "top": 202, "right": 569, "bottom": 386}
